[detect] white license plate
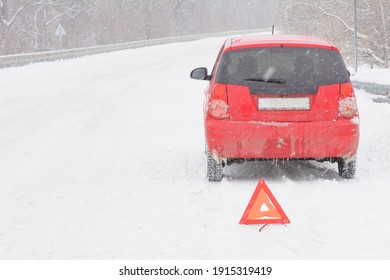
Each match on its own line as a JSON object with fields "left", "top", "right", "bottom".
{"left": 258, "top": 97, "right": 310, "bottom": 111}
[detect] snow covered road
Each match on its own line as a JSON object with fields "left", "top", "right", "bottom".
{"left": 1, "top": 38, "right": 390, "bottom": 259}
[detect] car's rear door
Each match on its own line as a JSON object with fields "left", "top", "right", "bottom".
{"left": 216, "top": 47, "right": 349, "bottom": 122}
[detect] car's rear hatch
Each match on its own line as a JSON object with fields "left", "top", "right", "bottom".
{"left": 227, "top": 83, "right": 341, "bottom": 122}
{"left": 215, "top": 47, "right": 349, "bottom": 122}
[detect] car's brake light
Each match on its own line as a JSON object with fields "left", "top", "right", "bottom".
{"left": 208, "top": 100, "right": 229, "bottom": 119}
{"left": 338, "top": 82, "right": 358, "bottom": 118}
{"left": 212, "top": 84, "right": 227, "bottom": 99}
{"left": 340, "top": 82, "right": 354, "bottom": 98}
{"left": 339, "top": 97, "right": 358, "bottom": 118}
{"left": 208, "top": 84, "right": 229, "bottom": 119}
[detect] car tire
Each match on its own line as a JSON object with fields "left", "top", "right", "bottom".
{"left": 207, "top": 150, "right": 223, "bottom": 182}
{"left": 338, "top": 156, "right": 357, "bottom": 179}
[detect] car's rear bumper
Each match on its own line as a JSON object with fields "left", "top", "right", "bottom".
{"left": 205, "top": 118, "right": 359, "bottom": 160}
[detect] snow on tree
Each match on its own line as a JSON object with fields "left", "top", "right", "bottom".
{"left": 281, "top": 0, "right": 390, "bottom": 67}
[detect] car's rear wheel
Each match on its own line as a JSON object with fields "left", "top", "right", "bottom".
{"left": 338, "top": 156, "right": 357, "bottom": 179}
{"left": 207, "top": 150, "right": 223, "bottom": 182}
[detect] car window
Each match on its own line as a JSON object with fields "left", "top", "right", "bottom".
{"left": 210, "top": 43, "right": 227, "bottom": 77}
{"left": 215, "top": 47, "right": 349, "bottom": 89}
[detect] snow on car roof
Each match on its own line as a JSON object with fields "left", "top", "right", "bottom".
{"left": 227, "top": 34, "right": 337, "bottom": 51}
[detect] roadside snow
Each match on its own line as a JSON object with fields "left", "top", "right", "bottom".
{"left": 350, "top": 65, "right": 390, "bottom": 85}
{"left": 1, "top": 38, "right": 390, "bottom": 260}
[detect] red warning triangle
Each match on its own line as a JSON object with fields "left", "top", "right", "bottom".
{"left": 240, "top": 178, "right": 290, "bottom": 225}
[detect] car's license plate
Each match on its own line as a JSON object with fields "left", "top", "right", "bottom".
{"left": 258, "top": 97, "right": 310, "bottom": 111}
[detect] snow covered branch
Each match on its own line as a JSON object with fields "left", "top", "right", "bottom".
{"left": 283, "top": 2, "right": 368, "bottom": 40}
{"left": 1, "top": 4, "right": 26, "bottom": 27}
{"left": 281, "top": 0, "right": 390, "bottom": 68}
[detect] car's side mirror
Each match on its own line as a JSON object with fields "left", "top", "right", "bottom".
{"left": 190, "top": 67, "right": 210, "bottom": 81}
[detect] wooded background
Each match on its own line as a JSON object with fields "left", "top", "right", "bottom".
{"left": 0, "top": 0, "right": 280, "bottom": 54}
{"left": 1, "top": 0, "right": 389, "bottom": 68}
{"left": 281, "top": 0, "right": 390, "bottom": 68}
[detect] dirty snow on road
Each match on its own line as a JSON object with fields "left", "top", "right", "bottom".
{"left": 1, "top": 38, "right": 390, "bottom": 259}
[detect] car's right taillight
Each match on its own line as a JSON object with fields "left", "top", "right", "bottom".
{"left": 208, "top": 84, "right": 230, "bottom": 119}
{"left": 338, "top": 82, "right": 358, "bottom": 119}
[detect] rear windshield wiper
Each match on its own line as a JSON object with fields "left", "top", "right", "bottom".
{"left": 244, "top": 78, "right": 286, "bottom": 84}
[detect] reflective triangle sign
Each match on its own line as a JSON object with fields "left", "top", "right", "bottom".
{"left": 240, "top": 178, "right": 290, "bottom": 225}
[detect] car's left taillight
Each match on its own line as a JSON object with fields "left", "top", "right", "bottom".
{"left": 338, "top": 82, "right": 358, "bottom": 119}
{"left": 208, "top": 83, "right": 230, "bottom": 119}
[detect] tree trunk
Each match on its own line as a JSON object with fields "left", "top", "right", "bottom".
{"left": 379, "top": 0, "right": 389, "bottom": 67}
{"left": 0, "top": 0, "right": 8, "bottom": 23}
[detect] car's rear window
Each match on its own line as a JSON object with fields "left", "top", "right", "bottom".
{"left": 215, "top": 47, "right": 349, "bottom": 92}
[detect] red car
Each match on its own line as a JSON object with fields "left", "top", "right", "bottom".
{"left": 191, "top": 34, "right": 359, "bottom": 181}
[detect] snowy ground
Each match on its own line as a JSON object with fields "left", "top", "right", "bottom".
{"left": 1, "top": 37, "right": 390, "bottom": 260}
{"left": 350, "top": 65, "right": 390, "bottom": 84}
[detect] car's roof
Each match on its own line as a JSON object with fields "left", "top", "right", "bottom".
{"left": 226, "top": 34, "right": 337, "bottom": 51}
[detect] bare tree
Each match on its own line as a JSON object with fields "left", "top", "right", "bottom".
{"left": 1, "top": 0, "right": 101, "bottom": 54}
{"left": 1, "top": 0, "right": 282, "bottom": 56}
{"left": 0, "top": 0, "right": 34, "bottom": 28}
{"left": 281, "top": 0, "right": 390, "bottom": 68}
